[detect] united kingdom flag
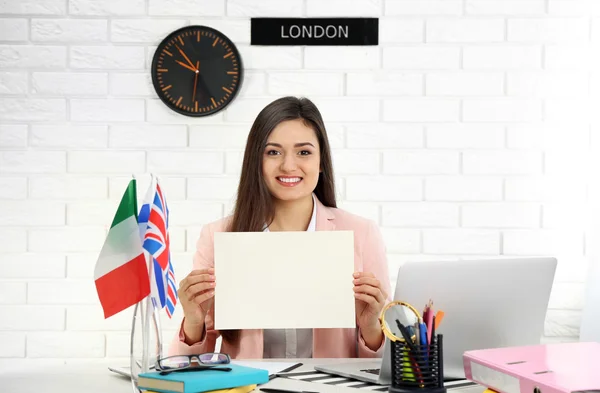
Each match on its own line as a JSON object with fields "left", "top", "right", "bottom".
{"left": 138, "top": 176, "right": 177, "bottom": 318}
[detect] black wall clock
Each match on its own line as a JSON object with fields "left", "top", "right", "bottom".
{"left": 151, "top": 25, "right": 243, "bottom": 117}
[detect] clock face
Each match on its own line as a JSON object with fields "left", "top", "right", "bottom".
{"left": 151, "top": 25, "right": 243, "bottom": 117}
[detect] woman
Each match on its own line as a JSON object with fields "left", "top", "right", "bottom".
{"left": 169, "top": 96, "right": 391, "bottom": 359}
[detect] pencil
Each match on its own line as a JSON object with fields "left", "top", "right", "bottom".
{"left": 431, "top": 315, "right": 436, "bottom": 340}
{"left": 435, "top": 310, "right": 445, "bottom": 330}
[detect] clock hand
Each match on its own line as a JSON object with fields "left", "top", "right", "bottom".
{"left": 174, "top": 44, "right": 197, "bottom": 71}
{"left": 192, "top": 61, "right": 199, "bottom": 103}
{"left": 197, "top": 73, "right": 214, "bottom": 104}
{"left": 175, "top": 60, "right": 197, "bottom": 73}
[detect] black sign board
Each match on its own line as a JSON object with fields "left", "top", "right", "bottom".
{"left": 251, "top": 18, "right": 378, "bottom": 46}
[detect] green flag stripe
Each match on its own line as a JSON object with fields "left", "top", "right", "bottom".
{"left": 111, "top": 179, "right": 138, "bottom": 228}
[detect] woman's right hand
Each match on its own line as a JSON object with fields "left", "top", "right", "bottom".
{"left": 178, "top": 267, "right": 216, "bottom": 326}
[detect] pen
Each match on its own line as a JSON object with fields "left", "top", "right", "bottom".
{"left": 419, "top": 322, "right": 427, "bottom": 348}
{"left": 419, "top": 321, "right": 428, "bottom": 366}
{"left": 279, "top": 363, "right": 303, "bottom": 373}
{"left": 269, "top": 363, "right": 304, "bottom": 380}
{"left": 395, "top": 319, "right": 424, "bottom": 385}
{"left": 395, "top": 319, "right": 417, "bottom": 353}
{"left": 414, "top": 322, "right": 420, "bottom": 347}
{"left": 428, "top": 314, "right": 437, "bottom": 380}
{"left": 261, "top": 389, "right": 319, "bottom": 393}
{"left": 430, "top": 315, "right": 437, "bottom": 347}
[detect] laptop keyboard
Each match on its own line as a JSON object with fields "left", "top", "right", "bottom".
{"left": 359, "top": 368, "right": 380, "bottom": 375}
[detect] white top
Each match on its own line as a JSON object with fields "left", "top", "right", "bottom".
{"left": 262, "top": 194, "right": 317, "bottom": 358}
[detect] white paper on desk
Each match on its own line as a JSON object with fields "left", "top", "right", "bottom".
{"left": 214, "top": 231, "right": 355, "bottom": 330}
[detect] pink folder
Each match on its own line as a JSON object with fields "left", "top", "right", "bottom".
{"left": 463, "top": 342, "right": 600, "bottom": 393}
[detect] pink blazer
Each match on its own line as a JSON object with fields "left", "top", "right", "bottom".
{"left": 169, "top": 197, "right": 392, "bottom": 359}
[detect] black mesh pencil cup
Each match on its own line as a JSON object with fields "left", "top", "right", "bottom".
{"left": 389, "top": 334, "right": 446, "bottom": 393}
{"left": 378, "top": 301, "right": 446, "bottom": 393}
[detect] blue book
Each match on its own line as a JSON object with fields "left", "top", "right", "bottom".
{"left": 138, "top": 364, "right": 269, "bottom": 393}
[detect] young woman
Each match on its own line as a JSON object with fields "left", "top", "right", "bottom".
{"left": 169, "top": 96, "right": 391, "bottom": 359}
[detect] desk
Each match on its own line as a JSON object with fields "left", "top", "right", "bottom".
{"left": 0, "top": 359, "right": 486, "bottom": 393}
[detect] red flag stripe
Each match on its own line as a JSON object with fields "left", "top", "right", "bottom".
{"left": 95, "top": 253, "right": 150, "bottom": 319}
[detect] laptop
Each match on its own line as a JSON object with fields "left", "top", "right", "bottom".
{"left": 315, "top": 257, "right": 557, "bottom": 386}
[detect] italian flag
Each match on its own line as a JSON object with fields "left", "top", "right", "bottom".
{"left": 94, "top": 179, "right": 150, "bottom": 318}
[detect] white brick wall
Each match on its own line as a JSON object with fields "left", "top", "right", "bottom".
{"left": 306, "top": 47, "right": 380, "bottom": 69}
{"left": 110, "top": 19, "right": 186, "bottom": 43}
{"left": 70, "top": 46, "right": 145, "bottom": 69}
{"left": 68, "top": 0, "right": 143, "bottom": 15}
{"left": 0, "top": 98, "right": 66, "bottom": 121}
{"left": 0, "top": 18, "right": 29, "bottom": 41}
{"left": 0, "top": 254, "right": 65, "bottom": 278}
{"left": 379, "top": 19, "right": 423, "bottom": 43}
{"left": 0, "top": 72, "right": 28, "bottom": 94}
{"left": 0, "top": 45, "right": 67, "bottom": 68}
{"left": 386, "top": 1, "right": 463, "bottom": 16}
{"left": 347, "top": 72, "right": 422, "bottom": 96}
{"left": 426, "top": 18, "right": 505, "bottom": 42}
{"left": 0, "top": 282, "right": 27, "bottom": 304}
{"left": 383, "top": 99, "right": 460, "bottom": 122}
{"left": 27, "top": 332, "right": 105, "bottom": 358}
{"left": 0, "top": 0, "right": 597, "bottom": 362}
{"left": 463, "top": 46, "right": 542, "bottom": 69}
{"left": 545, "top": 45, "right": 598, "bottom": 70}
{"left": 426, "top": 124, "right": 505, "bottom": 148}
{"left": 31, "top": 19, "right": 108, "bottom": 42}
{"left": 0, "top": 124, "right": 27, "bottom": 147}
{"left": 507, "top": 18, "right": 590, "bottom": 43}
{"left": 270, "top": 72, "right": 345, "bottom": 96}
{"left": 383, "top": 47, "right": 461, "bottom": 69}
{"left": 465, "top": 1, "right": 546, "bottom": 16}
{"left": 0, "top": 306, "right": 65, "bottom": 331}
{"left": 32, "top": 73, "right": 108, "bottom": 96}
{"left": 426, "top": 72, "right": 504, "bottom": 96}
{"left": 0, "top": 333, "right": 26, "bottom": 357}
{"left": 0, "top": 176, "right": 27, "bottom": 199}
{"left": 346, "top": 124, "right": 423, "bottom": 148}
{"left": 306, "top": 0, "right": 382, "bottom": 17}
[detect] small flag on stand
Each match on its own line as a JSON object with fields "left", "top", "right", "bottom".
{"left": 138, "top": 176, "right": 178, "bottom": 318}
{"left": 94, "top": 179, "right": 151, "bottom": 319}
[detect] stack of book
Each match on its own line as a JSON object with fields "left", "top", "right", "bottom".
{"left": 139, "top": 364, "right": 269, "bottom": 393}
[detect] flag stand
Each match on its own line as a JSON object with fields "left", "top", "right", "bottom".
{"left": 129, "top": 175, "right": 164, "bottom": 392}
{"left": 129, "top": 301, "right": 141, "bottom": 393}
{"left": 126, "top": 173, "right": 167, "bottom": 392}
{"left": 129, "top": 294, "right": 163, "bottom": 393}
{"left": 142, "top": 258, "right": 155, "bottom": 372}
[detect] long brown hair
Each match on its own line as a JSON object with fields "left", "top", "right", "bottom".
{"left": 219, "top": 96, "right": 337, "bottom": 344}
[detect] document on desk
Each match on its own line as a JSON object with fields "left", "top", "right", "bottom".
{"left": 214, "top": 231, "right": 355, "bottom": 329}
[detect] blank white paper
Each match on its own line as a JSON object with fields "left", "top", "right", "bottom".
{"left": 213, "top": 231, "right": 356, "bottom": 330}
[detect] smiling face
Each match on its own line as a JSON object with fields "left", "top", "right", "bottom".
{"left": 262, "top": 119, "right": 321, "bottom": 203}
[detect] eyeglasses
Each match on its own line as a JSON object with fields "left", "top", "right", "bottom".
{"left": 155, "top": 353, "right": 231, "bottom": 374}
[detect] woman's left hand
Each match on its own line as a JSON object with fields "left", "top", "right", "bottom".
{"left": 353, "top": 271, "right": 387, "bottom": 335}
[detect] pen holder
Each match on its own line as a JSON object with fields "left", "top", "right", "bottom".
{"left": 388, "top": 334, "right": 446, "bottom": 393}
